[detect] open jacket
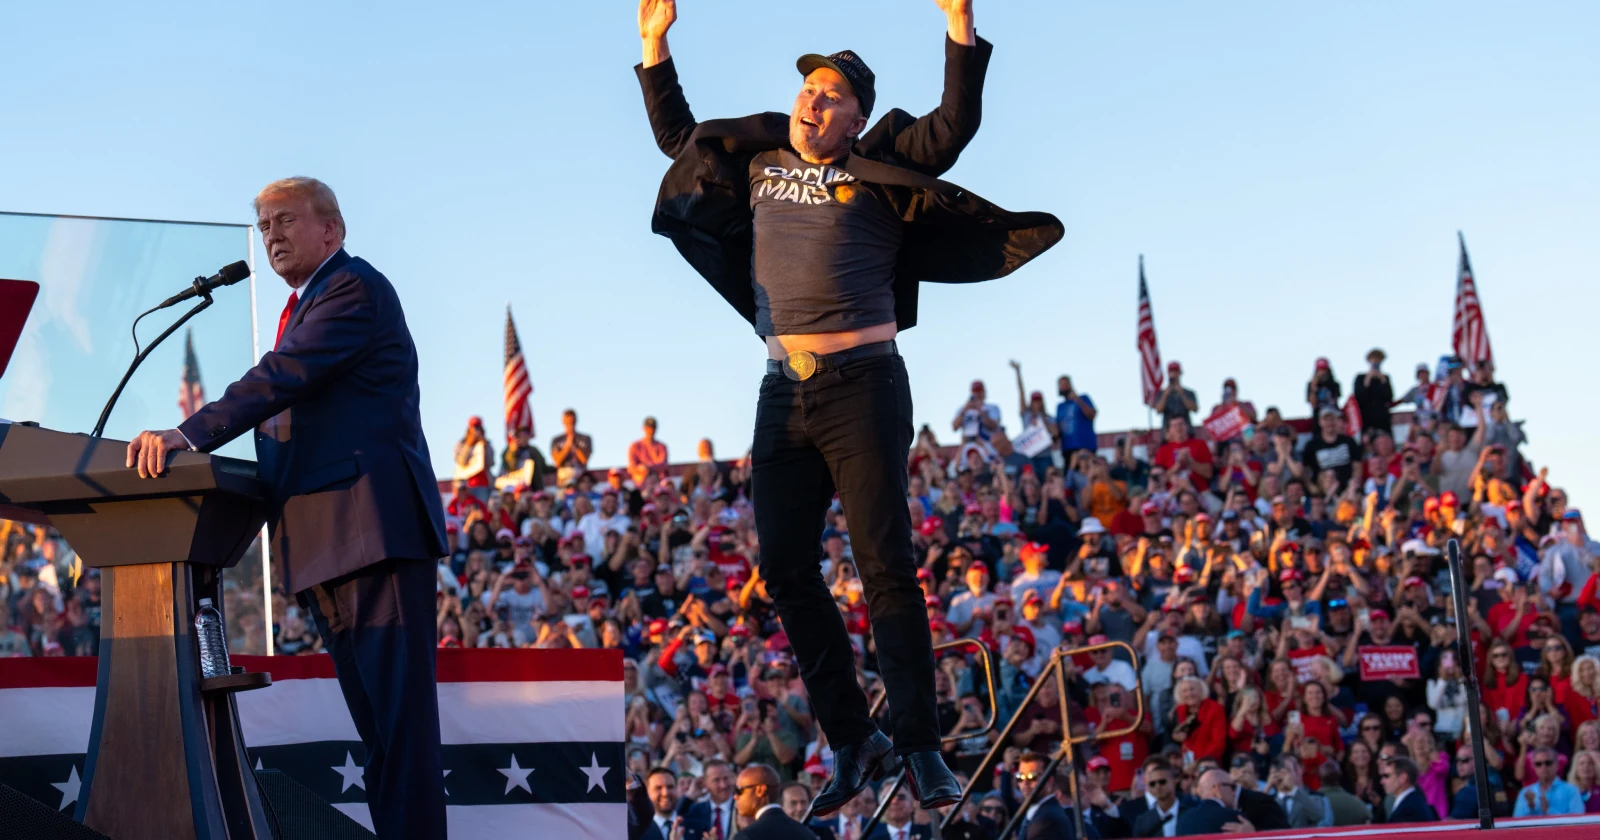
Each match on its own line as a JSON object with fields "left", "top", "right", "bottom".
{"left": 635, "top": 36, "right": 1063, "bottom": 333}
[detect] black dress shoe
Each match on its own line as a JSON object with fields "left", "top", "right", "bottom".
{"left": 809, "top": 731, "right": 900, "bottom": 818}
{"left": 903, "top": 750, "right": 961, "bottom": 809}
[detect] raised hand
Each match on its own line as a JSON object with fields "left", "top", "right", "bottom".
{"left": 933, "top": 0, "right": 976, "bottom": 45}
{"left": 639, "top": 0, "right": 677, "bottom": 40}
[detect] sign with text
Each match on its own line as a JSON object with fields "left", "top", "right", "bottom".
{"left": 1203, "top": 405, "right": 1251, "bottom": 442}
{"left": 1358, "top": 645, "right": 1420, "bottom": 680}
{"left": 1013, "top": 423, "right": 1054, "bottom": 458}
{"left": 1287, "top": 645, "right": 1328, "bottom": 683}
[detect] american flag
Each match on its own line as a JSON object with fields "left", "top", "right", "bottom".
{"left": 1137, "top": 255, "right": 1164, "bottom": 408}
{"left": 0, "top": 650, "right": 625, "bottom": 837}
{"left": 178, "top": 327, "right": 205, "bottom": 419}
{"left": 1453, "top": 232, "right": 1493, "bottom": 370}
{"left": 504, "top": 306, "right": 534, "bottom": 439}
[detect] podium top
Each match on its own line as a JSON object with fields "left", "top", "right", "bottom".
{"left": 0, "top": 423, "right": 262, "bottom": 509}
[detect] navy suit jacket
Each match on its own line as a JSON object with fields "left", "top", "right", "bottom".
{"left": 864, "top": 822, "right": 933, "bottom": 840}
{"left": 687, "top": 799, "right": 737, "bottom": 840}
{"left": 179, "top": 249, "right": 447, "bottom": 591}
{"left": 737, "top": 808, "right": 823, "bottom": 840}
{"left": 1380, "top": 790, "right": 1438, "bottom": 824}
{"left": 1174, "top": 799, "right": 1239, "bottom": 836}
{"left": 1021, "top": 797, "right": 1078, "bottom": 840}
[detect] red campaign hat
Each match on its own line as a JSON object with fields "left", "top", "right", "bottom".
{"left": 1404, "top": 576, "right": 1427, "bottom": 589}
{"left": 569, "top": 554, "right": 593, "bottom": 567}
{"left": 571, "top": 585, "right": 590, "bottom": 599}
{"left": 728, "top": 625, "right": 751, "bottom": 638}
{"left": 1141, "top": 501, "right": 1162, "bottom": 516}
{"left": 1505, "top": 499, "right": 1523, "bottom": 511}
{"left": 708, "top": 663, "right": 728, "bottom": 676}
{"left": 971, "top": 380, "right": 985, "bottom": 393}
{"left": 916, "top": 567, "right": 935, "bottom": 581}
{"left": 1167, "top": 361, "right": 1182, "bottom": 373}
{"left": 1279, "top": 541, "right": 1301, "bottom": 554}
{"left": 1011, "top": 626, "right": 1037, "bottom": 651}
{"left": 994, "top": 596, "right": 1014, "bottom": 608}
{"left": 965, "top": 502, "right": 983, "bottom": 515}
{"left": 1368, "top": 609, "right": 1391, "bottom": 622}
{"left": 1020, "top": 541, "right": 1050, "bottom": 562}
{"left": 1030, "top": 391, "right": 1044, "bottom": 402}
{"left": 1314, "top": 357, "right": 1330, "bottom": 370}
{"left": 446, "top": 522, "right": 460, "bottom": 534}
{"left": 1423, "top": 497, "right": 1441, "bottom": 511}
{"left": 969, "top": 561, "right": 990, "bottom": 575}
{"left": 1173, "top": 566, "right": 1197, "bottom": 584}
{"left": 929, "top": 617, "right": 950, "bottom": 633}
{"left": 920, "top": 516, "right": 945, "bottom": 536}
{"left": 1087, "top": 756, "right": 1112, "bottom": 771}
{"left": 514, "top": 535, "right": 532, "bottom": 548}
{"left": 1279, "top": 568, "right": 1302, "bottom": 582}
{"left": 647, "top": 618, "right": 669, "bottom": 636}
{"left": 469, "top": 415, "right": 484, "bottom": 427}
{"left": 1021, "top": 589, "right": 1044, "bottom": 605}
{"left": 1440, "top": 491, "right": 1460, "bottom": 507}
{"left": 1087, "top": 634, "right": 1110, "bottom": 645}
{"left": 1193, "top": 513, "right": 1212, "bottom": 524}
{"left": 765, "top": 631, "right": 791, "bottom": 652}
{"left": 925, "top": 595, "right": 942, "bottom": 608}
{"left": 1161, "top": 603, "right": 1183, "bottom": 614}
{"left": 1063, "top": 621, "right": 1085, "bottom": 634}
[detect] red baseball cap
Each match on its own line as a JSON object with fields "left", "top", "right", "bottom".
{"left": 1088, "top": 634, "right": 1110, "bottom": 645}
{"left": 569, "top": 554, "right": 592, "bottom": 567}
{"left": 571, "top": 585, "right": 590, "bottom": 599}
{"left": 1440, "top": 491, "right": 1460, "bottom": 507}
{"left": 1279, "top": 569, "right": 1302, "bottom": 582}
{"left": 1030, "top": 391, "right": 1044, "bottom": 402}
{"left": 1141, "top": 501, "right": 1162, "bottom": 516}
{"left": 971, "top": 380, "right": 985, "bottom": 393}
{"left": 968, "top": 561, "right": 989, "bottom": 576}
{"left": 1404, "top": 576, "right": 1427, "bottom": 589}
{"left": 925, "top": 595, "right": 942, "bottom": 609}
{"left": 647, "top": 618, "right": 668, "bottom": 637}
{"left": 729, "top": 624, "right": 751, "bottom": 638}
{"left": 469, "top": 415, "right": 484, "bottom": 427}
{"left": 1424, "top": 497, "right": 1441, "bottom": 511}
{"left": 708, "top": 663, "right": 728, "bottom": 677}
{"left": 1011, "top": 626, "right": 1037, "bottom": 652}
{"left": 1167, "top": 361, "right": 1182, "bottom": 373}
{"left": 916, "top": 567, "right": 935, "bottom": 581}
{"left": 920, "top": 516, "right": 945, "bottom": 536}
{"left": 1020, "top": 541, "right": 1049, "bottom": 562}
{"left": 1173, "top": 567, "right": 1197, "bottom": 584}
{"left": 1063, "top": 621, "right": 1085, "bottom": 635}
{"left": 994, "top": 596, "right": 1014, "bottom": 608}
{"left": 1369, "top": 609, "right": 1391, "bottom": 622}
{"left": 1021, "top": 589, "right": 1044, "bottom": 605}
{"left": 1087, "top": 756, "right": 1112, "bottom": 771}
{"left": 1161, "top": 603, "right": 1183, "bottom": 614}
{"left": 929, "top": 617, "right": 950, "bottom": 633}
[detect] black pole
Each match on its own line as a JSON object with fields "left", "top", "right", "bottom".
{"left": 91, "top": 296, "right": 213, "bottom": 438}
{"left": 1446, "top": 538, "right": 1494, "bottom": 830}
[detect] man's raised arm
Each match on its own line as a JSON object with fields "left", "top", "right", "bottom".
{"left": 882, "top": 0, "right": 988, "bottom": 177}
{"left": 636, "top": 0, "right": 698, "bottom": 159}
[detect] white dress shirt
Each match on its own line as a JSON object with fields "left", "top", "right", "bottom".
{"left": 1152, "top": 799, "right": 1180, "bottom": 837}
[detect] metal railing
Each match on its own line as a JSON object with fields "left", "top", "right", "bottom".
{"left": 937, "top": 639, "right": 1145, "bottom": 840}
{"left": 803, "top": 637, "right": 999, "bottom": 829}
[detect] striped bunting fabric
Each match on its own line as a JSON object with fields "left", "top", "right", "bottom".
{"left": 0, "top": 648, "right": 625, "bottom": 837}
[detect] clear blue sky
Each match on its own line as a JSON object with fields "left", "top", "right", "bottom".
{"left": 3, "top": 2, "right": 1596, "bottom": 503}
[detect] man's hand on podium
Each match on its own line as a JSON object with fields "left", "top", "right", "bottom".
{"left": 126, "top": 428, "right": 190, "bottom": 478}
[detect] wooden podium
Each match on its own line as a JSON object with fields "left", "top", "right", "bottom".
{"left": 0, "top": 422, "right": 275, "bottom": 840}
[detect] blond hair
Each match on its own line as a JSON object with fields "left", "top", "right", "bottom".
{"left": 254, "top": 177, "right": 346, "bottom": 241}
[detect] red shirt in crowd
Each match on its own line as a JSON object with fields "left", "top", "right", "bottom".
{"left": 1154, "top": 439, "right": 1215, "bottom": 493}
{"left": 1084, "top": 706, "right": 1147, "bottom": 792}
{"left": 1483, "top": 672, "right": 1529, "bottom": 722}
{"left": 1299, "top": 712, "right": 1343, "bottom": 754}
{"left": 446, "top": 492, "right": 488, "bottom": 520}
{"left": 1565, "top": 689, "right": 1599, "bottom": 729}
{"left": 1175, "top": 699, "right": 1227, "bottom": 763}
{"left": 1486, "top": 602, "right": 1538, "bottom": 647}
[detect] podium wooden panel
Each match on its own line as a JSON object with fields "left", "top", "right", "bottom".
{"left": 0, "top": 423, "right": 273, "bottom": 840}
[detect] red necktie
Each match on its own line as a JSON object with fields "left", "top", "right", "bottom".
{"left": 712, "top": 806, "right": 723, "bottom": 840}
{"left": 274, "top": 291, "right": 299, "bottom": 349}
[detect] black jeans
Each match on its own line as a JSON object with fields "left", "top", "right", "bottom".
{"left": 751, "top": 353, "right": 939, "bottom": 754}
{"left": 299, "top": 558, "right": 447, "bottom": 839}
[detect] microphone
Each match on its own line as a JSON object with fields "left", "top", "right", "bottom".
{"left": 155, "top": 260, "right": 251, "bottom": 310}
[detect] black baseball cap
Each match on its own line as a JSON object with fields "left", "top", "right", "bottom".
{"left": 796, "top": 50, "right": 876, "bottom": 118}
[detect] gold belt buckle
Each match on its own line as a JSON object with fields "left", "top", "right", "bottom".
{"left": 784, "top": 350, "right": 818, "bottom": 381}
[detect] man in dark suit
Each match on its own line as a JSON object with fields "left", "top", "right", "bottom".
{"left": 864, "top": 786, "right": 932, "bottom": 840}
{"left": 1234, "top": 785, "right": 1290, "bottom": 830}
{"left": 1012, "top": 752, "right": 1077, "bottom": 840}
{"left": 686, "top": 761, "right": 739, "bottom": 840}
{"left": 1176, "top": 770, "right": 1243, "bottom": 836}
{"left": 644, "top": 768, "right": 706, "bottom": 840}
{"left": 1129, "top": 762, "right": 1190, "bottom": 838}
{"left": 780, "top": 782, "right": 835, "bottom": 840}
{"left": 127, "top": 177, "right": 449, "bottom": 839}
{"left": 1376, "top": 757, "right": 1439, "bottom": 823}
{"left": 635, "top": 0, "right": 1059, "bottom": 816}
{"left": 734, "top": 764, "right": 817, "bottom": 840}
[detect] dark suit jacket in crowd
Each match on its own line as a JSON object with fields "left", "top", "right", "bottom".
{"left": 688, "top": 799, "right": 736, "bottom": 839}
{"left": 1021, "top": 797, "right": 1077, "bottom": 840}
{"left": 1131, "top": 799, "right": 1194, "bottom": 838}
{"left": 736, "top": 807, "right": 824, "bottom": 840}
{"left": 1380, "top": 790, "right": 1439, "bottom": 824}
{"left": 864, "top": 821, "right": 933, "bottom": 840}
{"left": 636, "top": 37, "right": 1063, "bottom": 335}
{"left": 178, "top": 249, "right": 447, "bottom": 592}
{"left": 1236, "top": 788, "right": 1289, "bottom": 830}
{"left": 1174, "top": 800, "right": 1240, "bottom": 836}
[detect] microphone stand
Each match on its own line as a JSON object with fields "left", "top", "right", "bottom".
{"left": 91, "top": 293, "right": 214, "bottom": 438}
{"left": 1446, "top": 538, "right": 1494, "bottom": 830}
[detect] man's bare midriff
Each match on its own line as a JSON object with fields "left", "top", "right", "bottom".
{"left": 766, "top": 322, "right": 898, "bottom": 361}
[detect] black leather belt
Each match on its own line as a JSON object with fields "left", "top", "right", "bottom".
{"left": 765, "top": 340, "right": 899, "bottom": 381}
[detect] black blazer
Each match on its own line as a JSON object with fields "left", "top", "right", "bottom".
{"left": 1174, "top": 800, "right": 1240, "bottom": 836}
{"left": 635, "top": 37, "right": 1063, "bottom": 335}
{"left": 178, "top": 249, "right": 447, "bottom": 591}
{"left": 735, "top": 807, "right": 823, "bottom": 840}
{"left": 1380, "top": 790, "right": 1439, "bottom": 824}
{"left": 1021, "top": 797, "right": 1077, "bottom": 840}
{"left": 1236, "top": 788, "right": 1290, "bottom": 830}
{"left": 1131, "top": 800, "right": 1193, "bottom": 838}
{"left": 688, "top": 799, "right": 737, "bottom": 839}
{"left": 864, "top": 823, "right": 933, "bottom": 840}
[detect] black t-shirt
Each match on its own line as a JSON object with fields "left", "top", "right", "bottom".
{"left": 748, "top": 150, "right": 903, "bottom": 336}
{"left": 1301, "top": 434, "right": 1363, "bottom": 489}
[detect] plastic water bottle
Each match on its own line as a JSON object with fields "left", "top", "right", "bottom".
{"left": 196, "top": 598, "right": 231, "bottom": 679}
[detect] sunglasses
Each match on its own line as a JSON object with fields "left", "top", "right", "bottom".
{"left": 1015, "top": 772, "right": 1041, "bottom": 783}
{"left": 1455, "top": 757, "right": 1473, "bottom": 764}
{"left": 1534, "top": 761, "right": 1554, "bottom": 768}
{"left": 1147, "top": 778, "right": 1172, "bottom": 786}
{"left": 735, "top": 783, "right": 765, "bottom": 795}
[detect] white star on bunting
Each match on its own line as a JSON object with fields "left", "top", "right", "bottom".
{"left": 580, "top": 752, "right": 610, "bottom": 793}
{"left": 52, "top": 765, "right": 81, "bottom": 811}
{"left": 333, "top": 752, "right": 366, "bottom": 793}
{"left": 498, "top": 754, "right": 534, "bottom": 795}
